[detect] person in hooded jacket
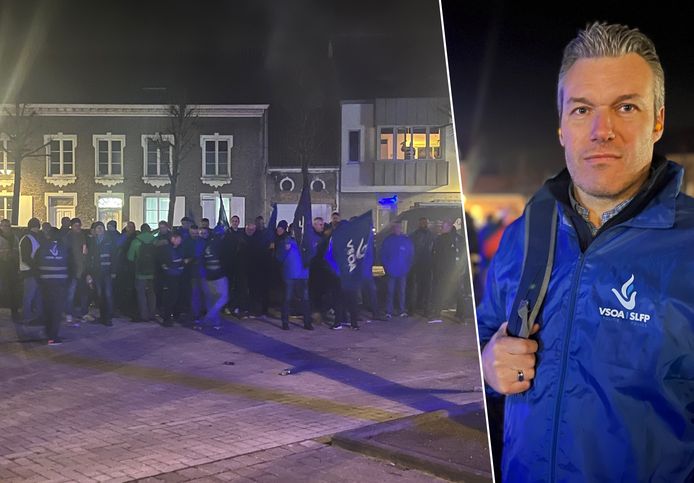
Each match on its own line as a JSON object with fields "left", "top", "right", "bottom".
{"left": 274, "top": 220, "right": 313, "bottom": 331}
{"left": 128, "top": 223, "right": 158, "bottom": 322}
{"left": 36, "top": 227, "right": 69, "bottom": 345}
{"left": 478, "top": 22, "right": 694, "bottom": 482}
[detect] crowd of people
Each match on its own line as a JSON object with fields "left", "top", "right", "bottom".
{"left": 0, "top": 210, "right": 469, "bottom": 345}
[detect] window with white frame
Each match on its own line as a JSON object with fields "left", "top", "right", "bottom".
{"left": 200, "top": 134, "right": 233, "bottom": 177}
{"left": 142, "top": 134, "right": 173, "bottom": 177}
{"left": 0, "top": 137, "right": 13, "bottom": 176}
{"left": 144, "top": 195, "right": 170, "bottom": 225}
{"left": 0, "top": 195, "right": 12, "bottom": 220}
{"left": 45, "top": 134, "right": 77, "bottom": 176}
{"left": 93, "top": 134, "right": 125, "bottom": 177}
{"left": 378, "top": 126, "right": 442, "bottom": 160}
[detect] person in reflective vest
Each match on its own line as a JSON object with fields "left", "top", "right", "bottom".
{"left": 36, "top": 227, "right": 69, "bottom": 344}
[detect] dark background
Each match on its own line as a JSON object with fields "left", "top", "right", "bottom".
{"left": 0, "top": 0, "right": 449, "bottom": 166}
{"left": 441, "top": 0, "right": 694, "bottom": 181}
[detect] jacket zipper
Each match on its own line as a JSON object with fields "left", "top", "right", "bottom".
{"left": 549, "top": 247, "right": 587, "bottom": 482}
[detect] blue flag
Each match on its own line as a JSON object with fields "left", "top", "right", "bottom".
{"left": 215, "top": 192, "right": 229, "bottom": 235}
{"left": 293, "top": 171, "right": 318, "bottom": 267}
{"left": 327, "top": 210, "right": 373, "bottom": 289}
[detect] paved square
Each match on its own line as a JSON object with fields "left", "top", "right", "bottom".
{"left": 0, "top": 311, "right": 484, "bottom": 482}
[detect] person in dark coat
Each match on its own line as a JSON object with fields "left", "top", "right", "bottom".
{"left": 407, "top": 217, "right": 435, "bottom": 315}
{"left": 429, "top": 220, "right": 466, "bottom": 322}
{"left": 159, "top": 230, "right": 188, "bottom": 327}
{"left": 36, "top": 228, "right": 69, "bottom": 344}
{"left": 0, "top": 218, "right": 20, "bottom": 321}
{"left": 86, "top": 222, "right": 116, "bottom": 326}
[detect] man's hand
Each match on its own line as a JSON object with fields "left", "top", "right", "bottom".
{"left": 482, "top": 322, "right": 540, "bottom": 395}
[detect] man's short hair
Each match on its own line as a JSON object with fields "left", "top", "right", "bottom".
{"left": 313, "top": 217, "right": 323, "bottom": 222}
{"left": 255, "top": 215, "right": 264, "bottom": 221}
{"left": 190, "top": 224, "right": 198, "bottom": 230}
{"left": 558, "top": 22, "right": 664, "bottom": 117}
{"left": 201, "top": 218, "right": 210, "bottom": 223}
{"left": 28, "top": 218, "right": 40, "bottom": 229}
{"left": 141, "top": 223, "right": 151, "bottom": 233}
{"left": 231, "top": 215, "right": 240, "bottom": 221}
{"left": 93, "top": 221, "right": 105, "bottom": 229}
{"left": 332, "top": 211, "right": 340, "bottom": 217}
{"left": 70, "top": 217, "right": 81, "bottom": 227}
{"left": 107, "top": 220, "right": 117, "bottom": 227}
{"left": 158, "top": 220, "right": 169, "bottom": 227}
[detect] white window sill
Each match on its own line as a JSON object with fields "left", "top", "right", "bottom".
{"left": 142, "top": 176, "right": 170, "bottom": 188}
{"left": 95, "top": 176, "right": 124, "bottom": 187}
{"left": 45, "top": 175, "right": 77, "bottom": 187}
{"left": 201, "top": 176, "right": 232, "bottom": 188}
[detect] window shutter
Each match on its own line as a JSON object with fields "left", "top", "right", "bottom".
{"left": 129, "top": 196, "right": 143, "bottom": 227}
{"left": 173, "top": 196, "right": 185, "bottom": 224}
{"left": 18, "top": 195, "right": 33, "bottom": 226}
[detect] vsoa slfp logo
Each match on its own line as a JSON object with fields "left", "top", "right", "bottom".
{"left": 611, "top": 274, "right": 636, "bottom": 310}
{"left": 598, "top": 274, "right": 651, "bottom": 324}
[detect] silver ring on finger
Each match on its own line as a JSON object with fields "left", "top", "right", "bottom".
{"left": 517, "top": 369, "right": 525, "bottom": 382}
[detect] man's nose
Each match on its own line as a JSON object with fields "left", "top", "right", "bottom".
{"left": 591, "top": 109, "right": 616, "bottom": 142}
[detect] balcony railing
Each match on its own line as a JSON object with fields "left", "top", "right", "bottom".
{"left": 365, "top": 159, "right": 448, "bottom": 186}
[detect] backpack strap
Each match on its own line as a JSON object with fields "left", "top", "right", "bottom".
{"left": 507, "top": 189, "right": 558, "bottom": 338}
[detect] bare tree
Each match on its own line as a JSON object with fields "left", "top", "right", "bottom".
{"left": 151, "top": 103, "right": 197, "bottom": 226}
{"left": 0, "top": 103, "right": 50, "bottom": 226}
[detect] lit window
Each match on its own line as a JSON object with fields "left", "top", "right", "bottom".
{"left": 200, "top": 134, "right": 233, "bottom": 177}
{"left": 0, "top": 195, "right": 12, "bottom": 220}
{"left": 144, "top": 196, "right": 169, "bottom": 225}
{"left": 378, "top": 127, "right": 443, "bottom": 160}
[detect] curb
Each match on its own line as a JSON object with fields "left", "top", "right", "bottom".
{"left": 331, "top": 402, "right": 492, "bottom": 482}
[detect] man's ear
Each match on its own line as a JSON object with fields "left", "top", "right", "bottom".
{"left": 558, "top": 127, "right": 564, "bottom": 147}
{"left": 653, "top": 107, "right": 665, "bottom": 143}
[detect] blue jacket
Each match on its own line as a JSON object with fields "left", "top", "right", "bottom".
{"left": 275, "top": 235, "right": 308, "bottom": 280}
{"left": 477, "top": 160, "right": 694, "bottom": 482}
{"left": 380, "top": 233, "right": 414, "bottom": 277}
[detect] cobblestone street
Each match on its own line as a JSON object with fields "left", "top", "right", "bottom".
{"left": 0, "top": 311, "right": 484, "bottom": 482}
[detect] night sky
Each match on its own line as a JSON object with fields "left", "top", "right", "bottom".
{"left": 442, "top": 0, "right": 694, "bottom": 180}
{"left": 0, "top": 0, "right": 449, "bottom": 166}
{"left": 0, "top": 0, "right": 448, "bottom": 103}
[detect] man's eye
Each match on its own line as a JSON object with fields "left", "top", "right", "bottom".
{"left": 619, "top": 104, "right": 637, "bottom": 112}
{"left": 572, "top": 106, "right": 589, "bottom": 115}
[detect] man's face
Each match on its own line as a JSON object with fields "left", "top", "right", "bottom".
{"left": 171, "top": 235, "right": 182, "bottom": 247}
{"left": 276, "top": 226, "right": 285, "bottom": 237}
{"left": 182, "top": 220, "right": 192, "bottom": 230}
{"left": 331, "top": 214, "right": 340, "bottom": 225}
{"left": 201, "top": 220, "right": 210, "bottom": 229}
{"left": 199, "top": 228, "right": 209, "bottom": 240}
{"left": 107, "top": 223, "right": 116, "bottom": 232}
{"left": 559, "top": 54, "right": 664, "bottom": 203}
{"left": 313, "top": 218, "right": 324, "bottom": 233}
{"left": 418, "top": 218, "right": 428, "bottom": 230}
{"left": 126, "top": 222, "right": 136, "bottom": 234}
{"left": 71, "top": 222, "right": 81, "bottom": 233}
{"left": 392, "top": 223, "right": 402, "bottom": 236}
{"left": 61, "top": 217, "right": 70, "bottom": 228}
{"left": 95, "top": 225, "right": 105, "bottom": 236}
{"left": 255, "top": 217, "right": 265, "bottom": 230}
{"left": 190, "top": 227, "right": 199, "bottom": 239}
{"left": 159, "top": 224, "right": 169, "bottom": 235}
{"left": 42, "top": 223, "right": 51, "bottom": 234}
{"left": 0, "top": 220, "right": 10, "bottom": 233}
{"left": 231, "top": 216, "right": 240, "bottom": 230}
{"left": 245, "top": 224, "right": 256, "bottom": 236}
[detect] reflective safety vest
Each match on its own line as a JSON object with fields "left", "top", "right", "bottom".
{"left": 19, "top": 233, "right": 41, "bottom": 272}
{"left": 37, "top": 241, "right": 69, "bottom": 281}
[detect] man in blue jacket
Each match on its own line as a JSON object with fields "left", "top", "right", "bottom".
{"left": 274, "top": 220, "right": 313, "bottom": 331}
{"left": 477, "top": 22, "right": 694, "bottom": 481}
{"left": 380, "top": 220, "right": 414, "bottom": 319}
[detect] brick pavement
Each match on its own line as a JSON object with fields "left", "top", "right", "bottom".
{"left": 0, "top": 310, "right": 485, "bottom": 482}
